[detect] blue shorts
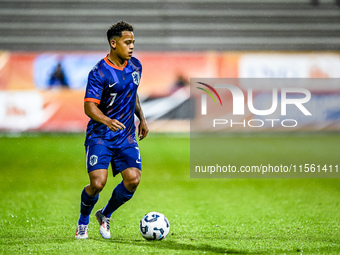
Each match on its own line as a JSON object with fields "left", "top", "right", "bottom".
{"left": 86, "top": 144, "right": 142, "bottom": 176}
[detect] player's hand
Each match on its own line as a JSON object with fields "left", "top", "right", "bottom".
{"left": 138, "top": 119, "right": 149, "bottom": 140}
{"left": 106, "top": 119, "right": 126, "bottom": 132}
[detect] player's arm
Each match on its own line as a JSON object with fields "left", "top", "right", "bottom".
{"left": 84, "top": 101, "right": 125, "bottom": 132}
{"left": 135, "top": 93, "right": 149, "bottom": 140}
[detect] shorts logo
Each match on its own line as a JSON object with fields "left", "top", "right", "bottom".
{"left": 135, "top": 146, "right": 141, "bottom": 164}
{"left": 132, "top": 71, "right": 140, "bottom": 86}
{"left": 89, "top": 155, "right": 98, "bottom": 166}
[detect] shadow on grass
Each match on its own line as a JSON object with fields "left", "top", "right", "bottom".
{"left": 105, "top": 235, "right": 340, "bottom": 254}
{"left": 108, "top": 238, "right": 252, "bottom": 254}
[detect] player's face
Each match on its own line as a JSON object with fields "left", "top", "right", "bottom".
{"left": 113, "top": 31, "right": 135, "bottom": 61}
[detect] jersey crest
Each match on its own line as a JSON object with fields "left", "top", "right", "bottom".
{"left": 89, "top": 155, "right": 98, "bottom": 166}
{"left": 132, "top": 71, "right": 140, "bottom": 86}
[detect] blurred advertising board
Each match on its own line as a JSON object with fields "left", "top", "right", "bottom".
{"left": 0, "top": 51, "right": 340, "bottom": 132}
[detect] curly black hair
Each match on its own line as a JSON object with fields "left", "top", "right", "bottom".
{"left": 106, "top": 21, "right": 134, "bottom": 43}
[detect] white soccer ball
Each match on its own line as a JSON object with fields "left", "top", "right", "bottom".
{"left": 139, "top": 212, "right": 170, "bottom": 240}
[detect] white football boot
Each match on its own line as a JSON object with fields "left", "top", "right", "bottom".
{"left": 95, "top": 209, "right": 112, "bottom": 239}
{"left": 75, "top": 224, "right": 88, "bottom": 239}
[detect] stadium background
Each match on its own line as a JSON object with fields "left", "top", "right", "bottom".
{"left": 1, "top": 0, "right": 340, "bottom": 132}
{"left": 0, "top": 0, "right": 340, "bottom": 254}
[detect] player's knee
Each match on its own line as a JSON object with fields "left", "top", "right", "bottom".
{"left": 94, "top": 181, "right": 106, "bottom": 191}
{"left": 88, "top": 169, "right": 108, "bottom": 195}
{"left": 90, "top": 179, "right": 106, "bottom": 194}
{"left": 125, "top": 176, "right": 140, "bottom": 192}
{"left": 122, "top": 168, "right": 141, "bottom": 192}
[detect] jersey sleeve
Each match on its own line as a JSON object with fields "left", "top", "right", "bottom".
{"left": 84, "top": 68, "right": 104, "bottom": 104}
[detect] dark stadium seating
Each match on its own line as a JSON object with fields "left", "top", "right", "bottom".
{"left": 0, "top": 0, "right": 339, "bottom": 51}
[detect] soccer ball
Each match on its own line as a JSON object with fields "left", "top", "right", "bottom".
{"left": 139, "top": 212, "right": 170, "bottom": 240}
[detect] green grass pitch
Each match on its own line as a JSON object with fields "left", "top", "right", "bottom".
{"left": 0, "top": 133, "right": 339, "bottom": 254}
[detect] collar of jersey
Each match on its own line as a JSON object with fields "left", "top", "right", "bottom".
{"left": 104, "top": 54, "right": 127, "bottom": 71}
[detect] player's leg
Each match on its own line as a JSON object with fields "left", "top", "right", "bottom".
{"left": 85, "top": 169, "right": 108, "bottom": 196}
{"left": 102, "top": 144, "right": 142, "bottom": 218}
{"left": 76, "top": 145, "right": 111, "bottom": 239}
{"left": 101, "top": 167, "right": 141, "bottom": 217}
{"left": 96, "top": 145, "right": 142, "bottom": 239}
{"left": 80, "top": 169, "right": 108, "bottom": 223}
{"left": 76, "top": 169, "right": 108, "bottom": 239}
{"left": 122, "top": 167, "right": 141, "bottom": 192}
{"left": 96, "top": 167, "right": 140, "bottom": 239}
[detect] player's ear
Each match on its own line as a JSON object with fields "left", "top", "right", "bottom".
{"left": 110, "top": 39, "right": 116, "bottom": 50}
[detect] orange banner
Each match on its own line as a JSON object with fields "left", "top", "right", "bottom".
{"left": 1, "top": 51, "right": 340, "bottom": 132}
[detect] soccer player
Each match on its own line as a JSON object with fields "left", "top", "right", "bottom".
{"left": 75, "top": 21, "right": 149, "bottom": 239}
